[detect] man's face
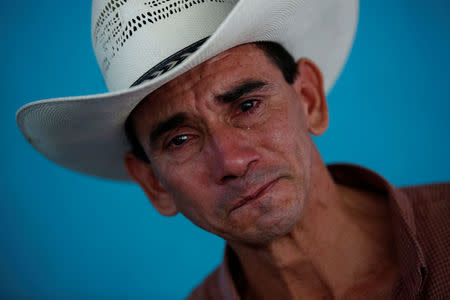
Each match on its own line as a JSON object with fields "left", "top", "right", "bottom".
{"left": 130, "top": 44, "right": 321, "bottom": 245}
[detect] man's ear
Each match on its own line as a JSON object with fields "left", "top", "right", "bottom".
{"left": 293, "top": 58, "right": 329, "bottom": 136}
{"left": 124, "top": 152, "right": 178, "bottom": 216}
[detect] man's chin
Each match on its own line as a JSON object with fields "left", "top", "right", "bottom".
{"left": 225, "top": 204, "right": 302, "bottom": 246}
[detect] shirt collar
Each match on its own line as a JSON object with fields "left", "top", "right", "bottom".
{"left": 328, "top": 164, "right": 427, "bottom": 298}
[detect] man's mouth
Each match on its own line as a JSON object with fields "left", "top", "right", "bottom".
{"left": 231, "top": 177, "right": 283, "bottom": 211}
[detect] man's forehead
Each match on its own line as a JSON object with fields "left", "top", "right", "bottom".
{"left": 151, "top": 43, "right": 266, "bottom": 97}
{"left": 132, "top": 44, "right": 273, "bottom": 120}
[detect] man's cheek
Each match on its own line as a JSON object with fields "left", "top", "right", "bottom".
{"left": 262, "top": 114, "right": 300, "bottom": 149}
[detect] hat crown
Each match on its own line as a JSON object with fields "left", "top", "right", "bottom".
{"left": 91, "top": 0, "right": 238, "bottom": 91}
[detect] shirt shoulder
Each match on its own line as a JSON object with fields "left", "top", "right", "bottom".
{"left": 400, "top": 182, "right": 450, "bottom": 233}
{"left": 186, "top": 245, "right": 240, "bottom": 300}
{"left": 186, "top": 267, "right": 223, "bottom": 300}
{"left": 400, "top": 182, "right": 450, "bottom": 297}
{"left": 400, "top": 182, "right": 450, "bottom": 205}
{"left": 400, "top": 182, "right": 450, "bottom": 243}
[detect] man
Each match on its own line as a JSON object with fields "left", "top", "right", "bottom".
{"left": 16, "top": 0, "right": 449, "bottom": 299}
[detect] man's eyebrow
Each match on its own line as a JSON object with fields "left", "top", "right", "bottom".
{"left": 150, "top": 113, "right": 187, "bottom": 143}
{"left": 215, "top": 80, "right": 268, "bottom": 103}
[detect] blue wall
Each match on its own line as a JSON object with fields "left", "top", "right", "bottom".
{"left": 1, "top": 1, "right": 449, "bottom": 299}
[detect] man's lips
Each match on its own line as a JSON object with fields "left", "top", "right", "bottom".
{"left": 231, "top": 177, "right": 282, "bottom": 211}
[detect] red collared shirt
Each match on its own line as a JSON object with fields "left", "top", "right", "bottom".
{"left": 187, "top": 164, "right": 450, "bottom": 299}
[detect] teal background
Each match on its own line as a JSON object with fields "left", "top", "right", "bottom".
{"left": 1, "top": 1, "right": 449, "bottom": 299}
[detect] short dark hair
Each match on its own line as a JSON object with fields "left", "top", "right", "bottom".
{"left": 125, "top": 42, "right": 298, "bottom": 163}
{"left": 253, "top": 41, "right": 298, "bottom": 84}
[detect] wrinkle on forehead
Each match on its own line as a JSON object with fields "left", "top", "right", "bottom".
{"left": 205, "top": 50, "right": 232, "bottom": 65}
{"left": 136, "top": 45, "right": 263, "bottom": 108}
{"left": 149, "top": 44, "right": 265, "bottom": 98}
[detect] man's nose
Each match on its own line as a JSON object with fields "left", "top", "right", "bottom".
{"left": 205, "top": 126, "right": 260, "bottom": 185}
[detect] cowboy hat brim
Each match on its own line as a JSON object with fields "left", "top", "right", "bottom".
{"left": 16, "top": 0, "right": 358, "bottom": 181}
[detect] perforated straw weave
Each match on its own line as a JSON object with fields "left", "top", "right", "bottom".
{"left": 91, "top": 0, "right": 238, "bottom": 91}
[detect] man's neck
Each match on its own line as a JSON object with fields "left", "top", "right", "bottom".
{"left": 228, "top": 153, "right": 398, "bottom": 299}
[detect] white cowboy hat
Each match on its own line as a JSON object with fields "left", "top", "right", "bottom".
{"left": 16, "top": 0, "right": 358, "bottom": 181}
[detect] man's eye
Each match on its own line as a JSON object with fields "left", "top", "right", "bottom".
{"left": 164, "top": 133, "right": 199, "bottom": 153}
{"left": 239, "top": 100, "right": 258, "bottom": 113}
{"left": 170, "top": 135, "right": 188, "bottom": 147}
